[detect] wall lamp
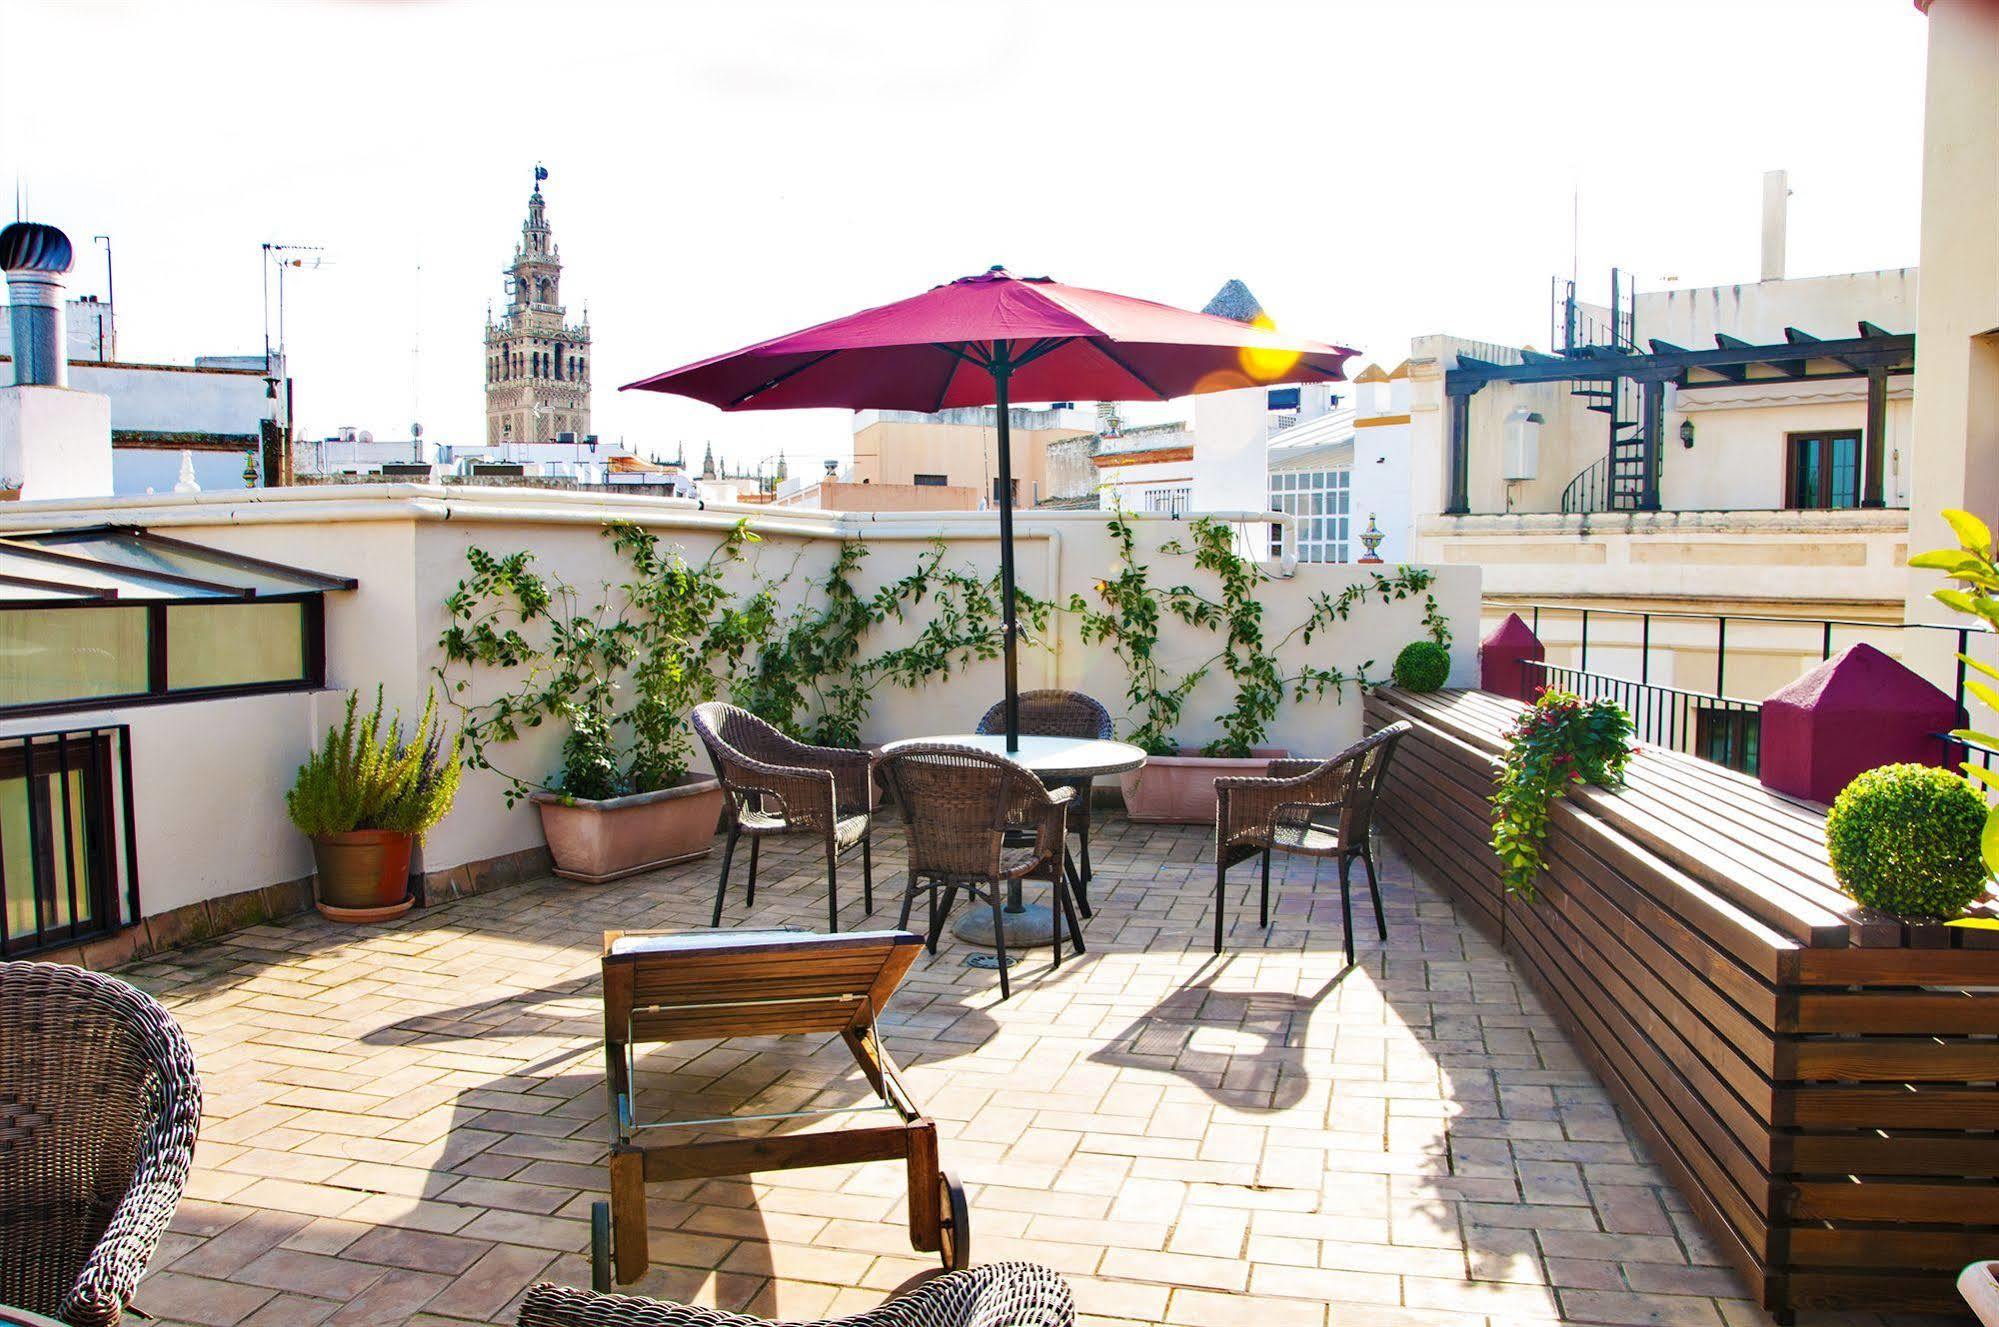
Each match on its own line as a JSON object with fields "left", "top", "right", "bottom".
{"left": 1679, "top": 418, "right": 1696, "bottom": 449}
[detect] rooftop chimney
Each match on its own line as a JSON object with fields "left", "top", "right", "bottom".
{"left": 1, "top": 221, "right": 75, "bottom": 386}
{"left": 1761, "top": 170, "right": 1789, "bottom": 282}
{"left": 0, "top": 219, "right": 113, "bottom": 498}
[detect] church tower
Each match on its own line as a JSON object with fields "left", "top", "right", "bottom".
{"left": 484, "top": 167, "right": 591, "bottom": 448}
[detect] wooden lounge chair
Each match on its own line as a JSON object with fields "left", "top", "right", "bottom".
{"left": 1212, "top": 722, "right": 1410, "bottom": 962}
{"left": 0, "top": 962, "right": 203, "bottom": 1326}
{"left": 520, "top": 1262, "right": 1076, "bottom": 1327}
{"left": 594, "top": 928, "right": 967, "bottom": 1290}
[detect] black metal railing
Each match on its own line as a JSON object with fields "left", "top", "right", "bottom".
{"left": 1560, "top": 456, "right": 1610, "bottom": 514}
{"left": 0, "top": 724, "right": 140, "bottom": 958}
{"left": 1940, "top": 732, "right": 1999, "bottom": 776}
{"left": 1514, "top": 602, "right": 1989, "bottom": 723}
{"left": 1552, "top": 270, "right": 1638, "bottom": 356}
{"left": 1523, "top": 660, "right": 1763, "bottom": 774}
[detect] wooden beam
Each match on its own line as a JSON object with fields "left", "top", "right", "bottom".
{"left": 638, "top": 1125, "right": 912, "bottom": 1183}
{"left": 1640, "top": 379, "right": 1665, "bottom": 511}
{"left": 1446, "top": 392, "right": 1471, "bottom": 515}
{"left": 1862, "top": 364, "right": 1888, "bottom": 508}
{"left": 1777, "top": 329, "right": 1818, "bottom": 377}
{"left": 1446, "top": 332, "right": 1914, "bottom": 392}
{"left": 1659, "top": 339, "right": 1746, "bottom": 383}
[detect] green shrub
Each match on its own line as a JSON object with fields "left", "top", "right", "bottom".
{"left": 288, "top": 689, "right": 462, "bottom": 838}
{"left": 1826, "top": 764, "right": 1989, "bottom": 920}
{"left": 1392, "top": 639, "right": 1451, "bottom": 692}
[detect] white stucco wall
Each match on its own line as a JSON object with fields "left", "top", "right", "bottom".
{"left": 1189, "top": 387, "right": 1271, "bottom": 516}
{"left": 58, "top": 361, "right": 276, "bottom": 437}
{"left": 0, "top": 384, "right": 113, "bottom": 498}
{"left": 1349, "top": 417, "right": 1413, "bottom": 563}
{"left": 1626, "top": 267, "right": 1918, "bottom": 347}
{"left": 0, "top": 486, "right": 1479, "bottom": 926}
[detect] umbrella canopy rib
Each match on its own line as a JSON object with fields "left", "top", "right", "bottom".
{"left": 727, "top": 348, "right": 843, "bottom": 409}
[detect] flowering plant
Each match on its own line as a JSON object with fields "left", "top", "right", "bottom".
{"left": 1491, "top": 689, "right": 1636, "bottom": 900}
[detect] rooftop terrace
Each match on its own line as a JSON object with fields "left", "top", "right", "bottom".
{"left": 112, "top": 815, "right": 1767, "bottom": 1327}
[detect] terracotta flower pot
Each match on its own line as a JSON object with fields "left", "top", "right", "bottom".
{"left": 311, "top": 829, "right": 415, "bottom": 921}
{"left": 1117, "top": 747, "right": 1289, "bottom": 824}
{"left": 532, "top": 774, "right": 725, "bottom": 884}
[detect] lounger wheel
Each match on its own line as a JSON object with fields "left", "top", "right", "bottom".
{"left": 590, "top": 1200, "right": 612, "bottom": 1292}
{"left": 937, "top": 1170, "right": 971, "bottom": 1271}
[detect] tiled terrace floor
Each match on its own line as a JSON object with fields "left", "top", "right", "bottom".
{"left": 119, "top": 817, "right": 1771, "bottom": 1327}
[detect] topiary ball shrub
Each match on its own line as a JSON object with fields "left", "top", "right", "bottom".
{"left": 1392, "top": 639, "right": 1451, "bottom": 692}
{"left": 1825, "top": 763, "right": 1991, "bottom": 920}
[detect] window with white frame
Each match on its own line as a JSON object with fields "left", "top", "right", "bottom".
{"left": 1269, "top": 468, "right": 1352, "bottom": 562}
{"left": 1140, "top": 485, "right": 1191, "bottom": 516}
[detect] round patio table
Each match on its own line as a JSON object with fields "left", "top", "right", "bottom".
{"left": 879, "top": 733, "right": 1146, "bottom": 951}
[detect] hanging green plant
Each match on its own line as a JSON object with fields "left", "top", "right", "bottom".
{"left": 1490, "top": 689, "right": 1636, "bottom": 900}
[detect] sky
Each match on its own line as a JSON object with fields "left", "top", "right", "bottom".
{"left": 0, "top": 0, "right": 1930, "bottom": 472}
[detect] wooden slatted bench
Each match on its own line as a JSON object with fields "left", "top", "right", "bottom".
{"left": 1365, "top": 688, "right": 1999, "bottom": 1319}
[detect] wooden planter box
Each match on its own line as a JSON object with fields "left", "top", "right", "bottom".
{"left": 1365, "top": 688, "right": 1999, "bottom": 1320}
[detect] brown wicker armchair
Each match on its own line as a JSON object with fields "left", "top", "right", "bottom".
{"left": 692, "top": 703, "right": 877, "bottom": 934}
{"left": 974, "top": 690, "right": 1112, "bottom": 916}
{"left": 877, "top": 744, "right": 1086, "bottom": 1001}
{"left": 519, "top": 1261, "right": 1076, "bottom": 1327}
{"left": 1212, "top": 721, "right": 1410, "bottom": 962}
{"left": 1, "top": 962, "right": 202, "bottom": 1326}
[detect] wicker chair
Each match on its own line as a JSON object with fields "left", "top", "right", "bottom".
{"left": 974, "top": 690, "right": 1112, "bottom": 916}
{"left": 1, "top": 962, "right": 202, "bottom": 1326}
{"left": 693, "top": 702, "right": 876, "bottom": 934}
{"left": 518, "top": 1261, "right": 1076, "bottom": 1327}
{"left": 1212, "top": 721, "right": 1411, "bottom": 963}
{"left": 877, "top": 744, "right": 1086, "bottom": 1001}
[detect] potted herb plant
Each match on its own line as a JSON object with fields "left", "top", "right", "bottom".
{"left": 288, "top": 688, "right": 462, "bottom": 921}
{"left": 439, "top": 523, "right": 749, "bottom": 883}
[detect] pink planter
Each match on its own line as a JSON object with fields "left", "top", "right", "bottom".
{"left": 532, "top": 775, "right": 725, "bottom": 884}
{"left": 1118, "top": 748, "right": 1288, "bottom": 824}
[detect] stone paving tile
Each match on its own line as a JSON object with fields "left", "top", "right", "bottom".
{"left": 117, "top": 818, "right": 1786, "bottom": 1327}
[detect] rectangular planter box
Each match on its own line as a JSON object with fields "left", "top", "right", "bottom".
{"left": 1117, "top": 747, "right": 1288, "bottom": 824}
{"left": 532, "top": 777, "right": 724, "bottom": 884}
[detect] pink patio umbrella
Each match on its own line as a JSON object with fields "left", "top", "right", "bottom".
{"left": 624, "top": 266, "right": 1357, "bottom": 748}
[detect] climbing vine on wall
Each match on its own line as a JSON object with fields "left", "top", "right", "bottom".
{"left": 1073, "top": 512, "right": 1449, "bottom": 759}
{"left": 440, "top": 527, "right": 1055, "bottom": 793}
{"left": 436, "top": 521, "right": 767, "bottom": 803}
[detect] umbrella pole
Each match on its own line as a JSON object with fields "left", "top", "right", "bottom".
{"left": 991, "top": 356, "right": 1021, "bottom": 753}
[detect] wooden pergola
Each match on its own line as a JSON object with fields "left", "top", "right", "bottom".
{"left": 1442, "top": 323, "right": 1916, "bottom": 514}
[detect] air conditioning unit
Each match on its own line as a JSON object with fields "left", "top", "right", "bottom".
{"left": 1502, "top": 408, "right": 1543, "bottom": 481}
